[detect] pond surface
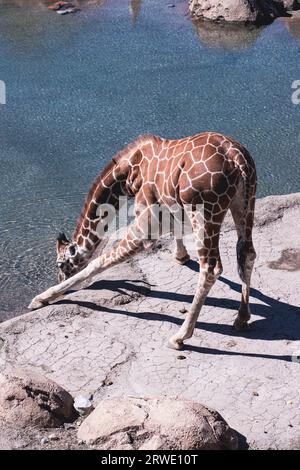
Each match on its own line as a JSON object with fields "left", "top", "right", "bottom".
{"left": 0, "top": 0, "right": 299, "bottom": 319}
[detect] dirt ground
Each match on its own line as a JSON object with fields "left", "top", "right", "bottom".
{"left": 0, "top": 193, "right": 300, "bottom": 450}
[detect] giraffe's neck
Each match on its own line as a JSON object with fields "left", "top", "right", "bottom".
{"left": 72, "top": 135, "right": 160, "bottom": 259}
{"left": 72, "top": 160, "right": 127, "bottom": 257}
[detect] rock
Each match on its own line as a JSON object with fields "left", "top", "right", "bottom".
{"left": 47, "top": 1, "right": 80, "bottom": 15}
{"left": 78, "top": 397, "right": 238, "bottom": 450}
{"left": 40, "top": 437, "right": 49, "bottom": 445}
{"left": 48, "top": 1, "right": 73, "bottom": 11}
{"left": 189, "top": 0, "right": 299, "bottom": 24}
{"left": 276, "top": 0, "right": 295, "bottom": 9}
{"left": 49, "top": 433, "right": 59, "bottom": 441}
{"left": 74, "top": 395, "right": 93, "bottom": 416}
{"left": 0, "top": 368, "right": 76, "bottom": 428}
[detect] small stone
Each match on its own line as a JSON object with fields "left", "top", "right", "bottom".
{"left": 179, "top": 308, "right": 187, "bottom": 314}
{"left": 40, "top": 437, "right": 49, "bottom": 445}
{"left": 252, "top": 391, "right": 259, "bottom": 396}
{"left": 177, "top": 355, "right": 186, "bottom": 360}
{"left": 49, "top": 433, "right": 59, "bottom": 441}
{"left": 287, "top": 400, "right": 293, "bottom": 405}
{"left": 104, "top": 379, "right": 113, "bottom": 386}
{"left": 64, "top": 422, "right": 76, "bottom": 430}
{"left": 167, "top": 3, "right": 175, "bottom": 7}
{"left": 74, "top": 395, "right": 93, "bottom": 416}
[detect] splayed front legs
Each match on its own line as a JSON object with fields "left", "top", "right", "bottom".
{"left": 28, "top": 256, "right": 105, "bottom": 309}
{"left": 28, "top": 208, "right": 150, "bottom": 309}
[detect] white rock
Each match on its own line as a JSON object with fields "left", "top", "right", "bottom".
{"left": 74, "top": 395, "right": 93, "bottom": 416}
{"left": 78, "top": 397, "right": 238, "bottom": 450}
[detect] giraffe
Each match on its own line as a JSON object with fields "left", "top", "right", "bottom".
{"left": 29, "top": 132, "right": 257, "bottom": 350}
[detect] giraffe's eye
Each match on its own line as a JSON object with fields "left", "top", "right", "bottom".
{"left": 69, "top": 244, "right": 77, "bottom": 257}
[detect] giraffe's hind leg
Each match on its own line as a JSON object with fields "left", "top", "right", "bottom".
{"left": 230, "top": 189, "right": 256, "bottom": 330}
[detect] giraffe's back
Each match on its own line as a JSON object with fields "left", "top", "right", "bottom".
{"left": 147, "top": 132, "right": 255, "bottom": 208}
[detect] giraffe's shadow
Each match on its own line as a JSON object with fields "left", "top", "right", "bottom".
{"left": 58, "top": 258, "right": 300, "bottom": 360}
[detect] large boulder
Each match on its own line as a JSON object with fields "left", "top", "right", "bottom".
{"left": 189, "top": 0, "right": 299, "bottom": 24}
{"left": 78, "top": 397, "right": 238, "bottom": 450}
{"left": 0, "top": 368, "right": 76, "bottom": 428}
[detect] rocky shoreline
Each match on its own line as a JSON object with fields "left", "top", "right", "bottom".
{"left": 3, "top": 1, "right": 300, "bottom": 24}
{"left": 0, "top": 192, "right": 299, "bottom": 450}
{"left": 189, "top": 0, "right": 300, "bottom": 24}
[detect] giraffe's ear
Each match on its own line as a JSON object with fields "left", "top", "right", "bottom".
{"left": 56, "top": 232, "right": 70, "bottom": 253}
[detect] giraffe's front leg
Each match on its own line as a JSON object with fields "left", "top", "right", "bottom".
{"left": 29, "top": 292, "right": 56, "bottom": 310}
{"left": 29, "top": 211, "right": 149, "bottom": 310}
{"left": 28, "top": 258, "right": 103, "bottom": 310}
{"left": 168, "top": 267, "right": 217, "bottom": 349}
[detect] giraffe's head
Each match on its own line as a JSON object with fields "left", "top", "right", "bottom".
{"left": 56, "top": 232, "right": 89, "bottom": 281}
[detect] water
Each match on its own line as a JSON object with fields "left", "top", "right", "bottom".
{"left": 0, "top": 0, "right": 299, "bottom": 319}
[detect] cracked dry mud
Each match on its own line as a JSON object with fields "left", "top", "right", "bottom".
{"left": 0, "top": 193, "right": 299, "bottom": 450}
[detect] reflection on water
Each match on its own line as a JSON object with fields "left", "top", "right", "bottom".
{"left": 193, "top": 19, "right": 264, "bottom": 51}
{"left": 0, "top": 0, "right": 300, "bottom": 319}
{"left": 130, "top": 0, "right": 142, "bottom": 25}
{"left": 0, "top": 0, "right": 105, "bottom": 6}
{"left": 284, "top": 12, "right": 300, "bottom": 38}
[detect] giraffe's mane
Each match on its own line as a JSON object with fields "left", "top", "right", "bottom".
{"left": 73, "top": 135, "right": 160, "bottom": 241}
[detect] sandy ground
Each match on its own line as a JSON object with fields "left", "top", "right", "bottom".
{"left": 0, "top": 193, "right": 299, "bottom": 450}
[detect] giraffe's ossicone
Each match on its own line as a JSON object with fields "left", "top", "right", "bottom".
{"left": 29, "top": 132, "right": 257, "bottom": 349}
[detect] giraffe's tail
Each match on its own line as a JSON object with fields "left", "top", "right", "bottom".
{"left": 233, "top": 147, "right": 257, "bottom": 213}
{"left": 232, "top": 152, "right": 257, "bottom": 283}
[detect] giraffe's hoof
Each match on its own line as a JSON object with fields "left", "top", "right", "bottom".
{"left": 233, "top": 317, "right": 250, "bottom": 331}
{"left": 174, "top": 254, "right": 190, "bottom": 265}
{"left": 168, "top": 336, "right": 184, "bottom": 350}
{"left": 28, "top": 297, "right": 49, "bottom": 310}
